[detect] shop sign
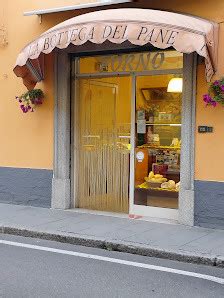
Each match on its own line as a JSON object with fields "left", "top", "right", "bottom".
{"left": 97, "top": 52, "right": 165, "bottom": 73}
{"left": 28, "top": 24, "right": 181, "bottom": 57}
{"left": 136, "top": 151, "right": 145, "bottom": 163}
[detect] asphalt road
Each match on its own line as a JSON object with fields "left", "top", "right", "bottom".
{"left": 0, "top": 234, "right": 223, "bottom": 298}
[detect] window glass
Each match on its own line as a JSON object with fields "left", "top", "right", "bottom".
{"left": 79, "top": 50, "right": 183, "bottom": 74}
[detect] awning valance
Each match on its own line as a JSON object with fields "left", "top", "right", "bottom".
{"left": 14, "top": 8, "right": 219, "bottom": 89}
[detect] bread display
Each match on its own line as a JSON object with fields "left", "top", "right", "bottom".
{"left": 137, "top": 171, "right": 180, "bottom": 192}
{"left": 145, "top": 171, "right": 167, "bottom": 184}
{"left": 161, "top": 180, "right": 180, "bottom": 191}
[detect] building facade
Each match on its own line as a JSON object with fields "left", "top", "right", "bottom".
{"left": 1, "top": 0, "right": 224, "bottom": 229}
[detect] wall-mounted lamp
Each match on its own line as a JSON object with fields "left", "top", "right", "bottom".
{"left": 167, "top": 77, "right": 183, "bottom": 93}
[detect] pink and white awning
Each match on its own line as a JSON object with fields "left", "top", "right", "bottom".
{"left": 14, "top": 8, "right": 219, "bottom": 89}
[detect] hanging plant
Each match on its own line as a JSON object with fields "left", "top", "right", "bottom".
{"left": 203, "top": 78, "right": 224, "bottom": 107}
{"left": 15, "top": 89, "right": 44, "bottom": 113}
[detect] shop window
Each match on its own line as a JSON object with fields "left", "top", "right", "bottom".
{"left": 134, "top": 74, "right": 182, "bottom": 209}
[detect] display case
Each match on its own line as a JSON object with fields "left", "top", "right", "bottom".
{"left": 135, "top": 129, "right": 181, "bottom": 209}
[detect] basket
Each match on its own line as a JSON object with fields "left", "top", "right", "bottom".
{"left": 144, "top": 178, "right": 161, "bottom": 188}
{"left": 146, "top": 181, "right": 161, "bottom": 188}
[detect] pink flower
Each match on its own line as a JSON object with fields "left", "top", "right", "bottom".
{"left": 203, "top": 94, "right": 212, "bottom": 103}
{"left": 203, "top": 94, "right": 217, "bottom": 107}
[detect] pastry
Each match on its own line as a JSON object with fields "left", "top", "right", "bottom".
{"left": 161, "top": 182, "right": 169, "bottom": 189}
{"left": 168, "top": 180, "right": 176, "bottom": 189}
{"left": 148, "top": 171, "right": 154, "bottom": 179}
{"left": 154, "top": 174, "right": 163, "bottom": 179}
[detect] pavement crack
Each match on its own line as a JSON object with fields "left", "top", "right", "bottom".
{"left": 179, "top": 231, "right": 214, "bottom": 248}
{"left": 33, "top": 218, "right": 70, "bottom": 228}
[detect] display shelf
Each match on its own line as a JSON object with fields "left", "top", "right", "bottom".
{"left": 135, "top": 187, "right": 179, "bottom": 198}
{"left": 138, "top": 145, "right": 181, "bottom": 150}
{"left": 136, "top": 122, "right": 181, "bottom": 126}
{"left": 136, "top": 185, "right": 178, "bottom": 192}
{"left": 146, "top": 122, "right": 181, "bottom": 126}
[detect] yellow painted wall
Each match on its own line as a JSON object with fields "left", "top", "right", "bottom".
{"left": 0, "top": 0, "right": 98, "bottom": 169}
{"left": 193, "top": 23, "right": 224, "bottom": 181}
{"left": 194, "top": 64, "right": 224, "bottom": 181}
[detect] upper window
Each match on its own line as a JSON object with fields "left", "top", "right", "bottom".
{"left": 78, "top": 50, "right": 183, "bottom": 74}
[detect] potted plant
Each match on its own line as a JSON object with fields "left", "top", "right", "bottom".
{"left": 15, "top": 89, "right": 44, "bottom": 113}
{"left": 203, "top": 78, "right": 224, "bottom": 107}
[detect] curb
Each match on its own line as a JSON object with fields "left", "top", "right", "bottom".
{"left": 1, "top": 226, "right": 223, "bottom": 267}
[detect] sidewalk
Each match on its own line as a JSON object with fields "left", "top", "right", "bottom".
{"left": 0, "top": 203, "right": 224, "bottom": 267}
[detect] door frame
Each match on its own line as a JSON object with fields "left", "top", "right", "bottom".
{"left": 52, "top": 51, "right": 197, "bottom": 226}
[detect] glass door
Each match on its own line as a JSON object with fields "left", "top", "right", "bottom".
{"left": 130, "top": 74, "right": 182, "bottom": 220}
{"left": 74, "top": 76, "right": 131, "bottom": 213}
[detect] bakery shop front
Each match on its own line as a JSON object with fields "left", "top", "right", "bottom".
{"left": 14, "top": 8, "right": 218, "bottom": 225}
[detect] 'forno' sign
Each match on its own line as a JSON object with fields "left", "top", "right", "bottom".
{"left": 96, "top": 52, "right": 165, "bottom": 73}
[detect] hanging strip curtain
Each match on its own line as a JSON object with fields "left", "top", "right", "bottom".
{"left": 14, "top": 8, "right": 219, "bottom": 89}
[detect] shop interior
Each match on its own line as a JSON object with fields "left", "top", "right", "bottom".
{"left": 135, "top": 75, "right": 182, "bottom": 210}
